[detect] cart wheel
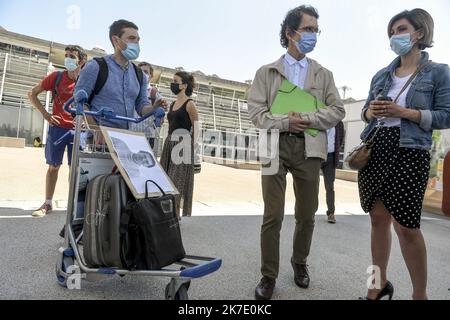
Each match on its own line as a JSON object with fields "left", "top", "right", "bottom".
{"left": 55, "top": 256, "right": 74, "bottom": 288}
{"left": 178, "top": 268, "right": 191, "bottom": 290}
{"left": 184, "top": 280, "right": 191, "bottom": 291}
{"left": 56, "top": 272, "right": 67, "bottom": 287}
{"left": 55, "top": 262, "right": 68, "bottom": 287}
{"left": 165, "top": 283, "right": 189, "bottom": 300}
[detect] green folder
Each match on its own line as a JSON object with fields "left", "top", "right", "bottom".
{"left": 270, "top": 80, "right": 326, "bottom": 137}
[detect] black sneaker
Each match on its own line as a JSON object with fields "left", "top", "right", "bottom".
{"left": 327, "top": 214, "right": 336, "bottom": 224}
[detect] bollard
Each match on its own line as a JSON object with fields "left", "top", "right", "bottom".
{"left": 443, "top": 151, "right": 450, "bottom": 216}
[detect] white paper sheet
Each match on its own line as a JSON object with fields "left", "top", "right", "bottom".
{"left": 106, "top": 130, "right": 177, "bottom": 196}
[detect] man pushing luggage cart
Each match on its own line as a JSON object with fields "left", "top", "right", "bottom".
{"left": 55, "top": 19, "right": 221, "bottom": 299}
{"left": 56, "top": 97, "right": 222, "bottom": 300}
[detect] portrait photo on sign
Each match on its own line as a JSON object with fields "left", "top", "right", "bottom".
{"left": 100, "top": 127, "right": 178, "bottom": 199}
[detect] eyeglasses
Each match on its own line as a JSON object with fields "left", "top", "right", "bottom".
{"left": 296, "top": 27, "right": 321, "bottom": 36}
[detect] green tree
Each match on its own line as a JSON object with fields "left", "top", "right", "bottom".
{"left": 430, "top": 131, "right": 442, "bottom": 177}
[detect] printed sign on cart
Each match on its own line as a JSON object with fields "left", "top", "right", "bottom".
{"left": 101, "top": 127, "right": 178, "bottom": 199}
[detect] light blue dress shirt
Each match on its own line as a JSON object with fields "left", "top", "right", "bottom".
{"left": 327, "top": 127, "right": 336, "bottom": 153}
{"left": 283, "top": 52, "right": 309, "bottom": 90}
{"left": 74, "top": 55, "right": 150, "bottom": 129}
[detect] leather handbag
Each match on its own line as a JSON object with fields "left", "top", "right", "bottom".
{"left": 345, "top": 125, "right": 382, "bottom": 170}
{"left": 345, "top": 62, "right": 430, "bottom": 171}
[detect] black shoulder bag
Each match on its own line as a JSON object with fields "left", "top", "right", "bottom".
{"left": 120, "top": 180, "right": 185, "bottom": 270}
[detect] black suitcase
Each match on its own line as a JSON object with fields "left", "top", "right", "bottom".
{"left": 83, "top": 174, "right": 133, "bottom": 268}
{"left": 121, "top": 180, "right": 185, "bottom": 270}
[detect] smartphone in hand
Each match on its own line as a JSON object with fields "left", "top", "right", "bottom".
{"left": 376, "top": 95, "right": 393, "bottom": 102}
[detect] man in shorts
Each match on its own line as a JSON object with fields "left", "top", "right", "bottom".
{"left": 28, "top": 45, "right": 87, "bottom": 217}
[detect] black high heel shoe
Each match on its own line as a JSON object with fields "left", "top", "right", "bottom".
{"left": 360, "top": 281, "right": 394, "bottom": 300}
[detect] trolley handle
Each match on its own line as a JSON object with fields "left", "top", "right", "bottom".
{"left": 63, "top": 97, "right": 164, "bottom": 124}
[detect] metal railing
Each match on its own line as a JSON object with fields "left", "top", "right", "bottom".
{"left": 156, "top": 83, "right": 252, "bottom": 133}
{"left": 1, "top": 52, "right": 253, "bottom": 147}
{"left": 0, "top": 52, "right": 51, "bottom": 144}
{"left": 0, "top": 53, "right": 8, "bottom": 104}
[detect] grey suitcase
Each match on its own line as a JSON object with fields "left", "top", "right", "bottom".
{"left": 83, "top": 174, "right": 133, "bottom": 268}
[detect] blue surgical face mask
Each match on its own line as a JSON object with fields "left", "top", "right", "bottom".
{"left": 390, "top": 33, "right": 414, "bottom": 56}
{"left": 294, "top": 32, "right": 317, "bottom": 54}
{"left": 118, "top": 38, "right": 140, "bottom": 61}
{"left": 64, "top": 57, "right": 78, "bottom": 71}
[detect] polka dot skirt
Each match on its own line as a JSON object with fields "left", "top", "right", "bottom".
{"left": 358, "top": 127, "right": 431, "bottom": 229}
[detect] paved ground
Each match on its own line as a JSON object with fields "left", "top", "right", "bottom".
{"left": 1, "top": 147, "right": 449, "bottom": 300}
{"left": 1, "top": 209, "right": 450, "bottom": 300}
{"left": 0, "top": 147, "right": 364, "bottom": 214}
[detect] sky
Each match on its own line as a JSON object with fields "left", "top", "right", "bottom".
{"left": 0, "top": 0, "right": 449, "bottom": 100}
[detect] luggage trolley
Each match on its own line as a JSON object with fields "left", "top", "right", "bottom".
{"left": 55, "top": 98, "right": 222, "bottom": 300}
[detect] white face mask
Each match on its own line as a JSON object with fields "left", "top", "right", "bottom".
{"left": 64, "top": 57, "right": 78, "bottom": 71}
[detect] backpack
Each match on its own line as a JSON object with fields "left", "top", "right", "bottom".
{"left": 51, "top": 71, "right": 65, "bottom": 104}
{"left": 88, "top": 57, "right": 144, "bottom": 105}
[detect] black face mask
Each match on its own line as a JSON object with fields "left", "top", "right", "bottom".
{"left": 170, "top": 82, "right": 182, "bottom": 95}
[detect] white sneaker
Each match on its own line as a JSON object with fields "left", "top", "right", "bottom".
{"left": 32, "top": 203, "right": 52, "bottom": 217}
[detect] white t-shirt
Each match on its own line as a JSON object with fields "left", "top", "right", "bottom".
{"left": 383, "top": 74, "right": 412, "bottom": 127}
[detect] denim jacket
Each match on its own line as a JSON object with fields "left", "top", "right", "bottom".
{"left": 361, "top": 52, "right": 450, "bottom": 150}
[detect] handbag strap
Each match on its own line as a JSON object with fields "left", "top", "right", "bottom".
{"left": 367, "top": 61, "right": 431, "bottom": 146}
{"left": 145, "top": 179, "right": 166, "bottom": 198}
{"left": 393, "top": 61, "right": 431, "bottom": 103}
{"left": 366, "top": 124, "right": 383, "bottom": 147}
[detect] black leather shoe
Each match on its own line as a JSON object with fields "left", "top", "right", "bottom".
{"left": 291, "top": 258, "right": 310, "bottom": 288}
{"left": 255, "top": 276, "right": 276, "bottom": 300}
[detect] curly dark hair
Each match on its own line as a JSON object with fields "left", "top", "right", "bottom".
{"left": 65, "top": 45, "right": 87, "bottom": 62}
{"left": 175, "top": 71, "right": 196, "bottom": 97}
{"left": 138, "top": 62, "right": 154, "bottom": 75}
{"left": 280, "top": 5, "right": 319, "bottom": 48}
